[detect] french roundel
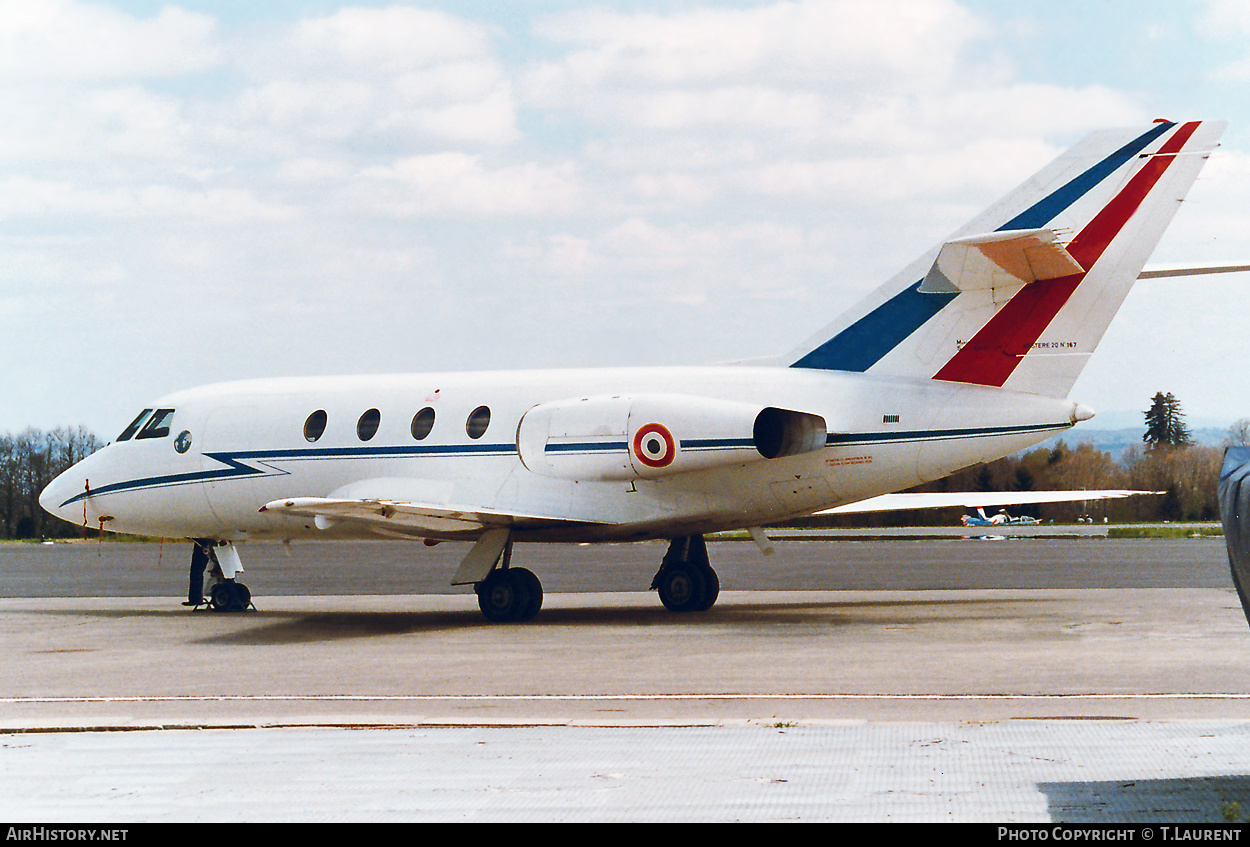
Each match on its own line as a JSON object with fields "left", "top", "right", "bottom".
{"left": 633, "top": 423, "right": 676, "bottom": 468}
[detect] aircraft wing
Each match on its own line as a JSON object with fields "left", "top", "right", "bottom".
{"left": 821, "top": 489, "right": 1162, "bottom": 515}
{"left": 1138, "top": 263, "right": 1250, "bottom": 279}
{"left": 259, "top": 496, "right": 605, "bottom": 537}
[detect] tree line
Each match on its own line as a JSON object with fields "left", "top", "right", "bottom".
{"left": 1, "top": 427, "right": 102, "bottom": 539}
{"left": 814, "top": 392, "right": 1229, "bottom": 526}
{"left": 800, "top": 438, "right": 1226, "bottom": 528}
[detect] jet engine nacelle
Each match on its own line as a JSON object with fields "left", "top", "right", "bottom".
{"left": 516, "top": 393, "right": 827, "bottom": 481}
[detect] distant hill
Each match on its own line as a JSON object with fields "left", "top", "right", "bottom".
{"left": 1031, "top": 425, "right": 1229, "bottom": 459}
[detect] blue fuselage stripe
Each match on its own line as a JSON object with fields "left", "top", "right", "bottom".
{"left": 544, "top": 438, "right": 756, "bottom": 455}
{"left": 825, "top": 421, "right": 1068, "bottom": 446}
{"left": 545, "top": 442, "right": 629, "bottom": 454}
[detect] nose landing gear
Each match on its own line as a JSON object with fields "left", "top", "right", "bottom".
{"left": 185, "top": 540, "right": 253, "bottom": 613}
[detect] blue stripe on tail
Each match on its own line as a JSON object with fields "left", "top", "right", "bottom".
{"left": 790, "top": 282, "right": 956, "bottom": 371}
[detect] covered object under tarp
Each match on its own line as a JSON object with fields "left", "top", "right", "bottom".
{"left": 1218, "top": 446, "right": 1250, "bottom": 628}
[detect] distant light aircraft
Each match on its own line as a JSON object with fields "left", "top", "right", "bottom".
{"left": 962, "top": 509, "right": 1041, "bottom": 527}
{"left": 39, "top": 120, "right": 1239, "bottom": 622}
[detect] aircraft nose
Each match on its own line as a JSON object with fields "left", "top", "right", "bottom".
{"left": 39, "top": 465, "right": 86, "bottom": 524}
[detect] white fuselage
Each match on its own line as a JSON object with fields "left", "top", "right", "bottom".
{"left": 40, "top": 365, "right": 1082, "bottom": 544}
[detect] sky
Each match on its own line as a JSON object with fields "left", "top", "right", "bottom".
{"left": 5, "top": 0, "right": 1250, "bottom": 439}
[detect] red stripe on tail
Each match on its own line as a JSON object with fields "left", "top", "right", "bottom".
{"left": 933, "top": 121, "right": 1201, "bottom": 387}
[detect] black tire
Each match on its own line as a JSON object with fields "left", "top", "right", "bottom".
{"left": 512, "top": 568, "right": 543, "bottom": 621}
{"left": 657, "top": 563, "right": 707, "bottom": 613}
{"left": 209, "top": 580, "right": 250, "bottom": 612}
{"left": 209, "top": 582, "right": 233, "bottom": 612}
{"left": 694, "top": 566, "right": 719, "bottom": 611}
{"left": 476, "top": 569, "right": 537, "bottom": 623}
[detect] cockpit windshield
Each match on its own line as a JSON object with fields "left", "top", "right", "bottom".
{"left": 136, "top": 409, "right": 176, "bottom": 440}
{"left": 117, "top": 409, "right": 153, "bottom": 441}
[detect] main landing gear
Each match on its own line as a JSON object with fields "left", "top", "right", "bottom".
{"left": 651, "top": 534, "right": 719, "bottom": 613}
{"left": 473, "top": 538, "right": 543, "bottom": 623}
{"left": 476, "top": 567, "right": 543, "bottom": 623}
{"left": 464, "top": 533, "right": 720, "bottom": 622}
{"left": 184, "top": 539, "right": 253, "bottom": 613}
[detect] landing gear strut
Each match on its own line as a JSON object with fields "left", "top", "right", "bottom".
{"left": 652, "top": 535, "right": 719, "bottom": 612}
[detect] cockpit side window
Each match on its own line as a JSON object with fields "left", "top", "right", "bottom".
{"left": 117, "top": 409, "right": 153, "bottom": 442}
{"left": 136, "top": 408, "right": 176, "bottom": 440}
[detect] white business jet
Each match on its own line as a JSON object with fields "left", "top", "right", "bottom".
{"left": 39, "top": 120, "right": 1234, "bottom": 622}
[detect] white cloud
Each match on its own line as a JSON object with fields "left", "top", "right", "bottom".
{"left": 522, "top": 0, "right": 993, "bottom": 140}
{"left": 0, "top": 83, "right": 193, "bottom": 167}
{"left": 519, "top": 0, "right": 1141, "bottom": 214}
{"left": 282, "top": 6, "right": 496, "bottom": 76}
{"left": 532, "top": 0, "right": 985, "bottom": 88}
{"left": 1198, "top": 0, "right": 1250, "bottom": 79}
{"left": 0, "top": 176, "right": 294, "bottom": 222}
{"left": 229, "top": 7, "right": 518, "bottom": 148}
{"left": 233, "top": 79, "right": 379, "bottom": 141}
{"left": 595, "top": 86, "right": 830, "bottom": 131}
{"left": 355, "top": 153, "right": 580, "bottom": 217}
{"left": 0, "top": 0, "right": 219, "bottom": 80}
{"left": 1200, "top": 0, "right": 1250, "bottom": 35}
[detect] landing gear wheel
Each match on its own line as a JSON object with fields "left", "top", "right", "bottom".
{"left": 656, "top": 562, "right": 708, "bottom": 613}
{"left": 514, "top": 568, "right": 543, "bottom": 621}
{"left": 694, "top": 565, "right": 719, "bottom": 612}
{"left": 476, "top": 568, "right": 542, "bottom": 623}
{"left": 209, "top": 580, "right": 251, "bottom": 612}
{"left": 653, "top": 535, "right": 720, "bottom": 612}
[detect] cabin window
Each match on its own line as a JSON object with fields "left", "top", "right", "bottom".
{"left": 357, "top": 408, "right": 381, "bottom": 442}
{"left": 304, "top": 410, "right": 327, "bottom": 442}
{"left": 136, "top": 409, "right": 176, "bottom": 440}
{"left": 411, "top": 407, "right": 435, "bottom": 440}
{"left": 466, "top": 406, "right": 491, "bottom": 439}
{"left": 117, "top": 409, "right": 153, "bottom": 442}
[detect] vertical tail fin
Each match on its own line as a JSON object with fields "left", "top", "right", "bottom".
{"left": 787, "top": 121, "right": 1225, "bottom": 397}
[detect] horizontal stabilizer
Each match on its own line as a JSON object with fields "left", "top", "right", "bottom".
{"left": 1138, "top": 262, "right": 1250, "bottom": 279}
{"left": 821, "top": 489, "right": 1163, "bottom": 515}
{"left": 918, "top": 228, "right": 1083, "bottom": 295}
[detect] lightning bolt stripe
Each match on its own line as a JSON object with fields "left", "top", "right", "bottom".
{"left": 57, "top": 443, "right": 519, "bottom": 507}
